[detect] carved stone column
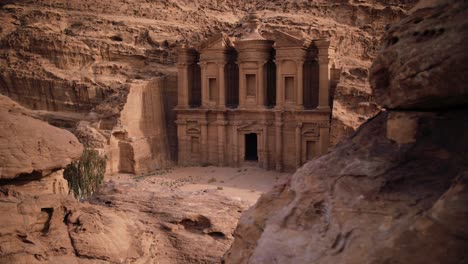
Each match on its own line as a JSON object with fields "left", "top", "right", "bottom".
{"left": 275, "top": 60, "right": 284, "bottom": 108}
{"left": 200, "top": 120, "right": 208, "bottom": 164}
{"left": 232, "top": 122, "right": 239, "bottom": 166}
{"left": 275, "top": 112, "right": 283, "bottom": 171}
{"left": 200, "top": 62, "right": 209, "bottom": 107}
{"left": 239, "top": 65, "right": 246, "bottom": 108}
{"left": 262, "top": 124, "right": 269, "bottom": 169}
{"left": 295, "top": 123, "right": 302, "bottom": 168}
{"left": 297, "top": 60, "right": 304, "bottom": 109}
{"left": 218, "top": 62, "right": 226, "bottom": 108}
{"left": 319, "top": 123, "right": 330, "bottom": 155}
{"left": 258, "top": 61, "right": 267, "bottom": 107}
{"left": 175, "top": 120, "right": 187, "bottom": 165}
{"left": 316, "top": 39, "right": 334, "bottom": 110}
{"left": 217, "top": 114, "right": 226, "bottom": 166}
{"left": 176, "top": 47, "right": 197, "bottom": 108}
{"left": 177, "top": 63, "right": 189, "bottom": 108}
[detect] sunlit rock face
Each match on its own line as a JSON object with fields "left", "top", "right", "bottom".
{"left": 223, "top": 1, "right": 468, "bottom": 263}
{"left": 0, "top": 0, "right": 417, "bottom": 162}
{"left": 0, "top": 94, "right": 247, "bottom": 263}
{"left": 370, "top": 1, "right": 468, "bottom": 109}
{"left": 0, "top": 94, "right": 83, "bottom": 179}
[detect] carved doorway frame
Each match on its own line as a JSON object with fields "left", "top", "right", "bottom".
{"left": 237, "top": 122, "right": 266, "bottom": 168}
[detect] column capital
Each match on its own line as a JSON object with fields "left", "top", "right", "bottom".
{"left": 216, "top": 120, "right": 228, "bottom": 126}
{"left": 315, "top": 38, "right": 332, "bottom": 49}
{"left": 317, "top": 55, "right": 332, "bottom": 64}
{"left": 274, "top": 59, "right": 284, "bottom": 64}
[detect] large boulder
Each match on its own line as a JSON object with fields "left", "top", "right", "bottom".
{"left": 0, "top": 95, "right": 83, "bottom": 179}
{"left": 224, "top": 111, "right": 468, "bottom": 263}
{"left": 370, "top": 1, "right": 468, "bottom": 109}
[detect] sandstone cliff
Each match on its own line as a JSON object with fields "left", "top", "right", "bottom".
{"left": 0, "top": 94, "right": 248, "bottom": 263}
{"left": 0, "top": 1, "right": 417, "bottom": 175}
{"left": 224, "top": 1, "right": 468, "bottom": 263}
{"left": 0, "top": 95, "right": 83, "bottom": 179}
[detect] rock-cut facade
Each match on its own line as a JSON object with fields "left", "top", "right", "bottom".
{"left": 175, "top": 11, "right": 338, "bottom": 171}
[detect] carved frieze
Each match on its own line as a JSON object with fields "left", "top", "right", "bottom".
{"left": 302, "top": 123, "right": 319, "bottom": 137}
{"left": 185, "top": 121, "right": 201, "bottom": 135}
{"left": 237, "top": 121, "right": 265, "bottom": 132}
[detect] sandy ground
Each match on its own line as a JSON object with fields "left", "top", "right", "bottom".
{"left": 107, "top": 164, "right": 290, "bottom": 205}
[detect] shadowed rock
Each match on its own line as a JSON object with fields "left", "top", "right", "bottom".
{"left": 224, "top": 1, "right": 468, "bottom": 263}
{"left": 0, "top": 95, "right": 83, "bottom": 179}
{"left": 370, "top": 1, "right": 468, "bottom": 109}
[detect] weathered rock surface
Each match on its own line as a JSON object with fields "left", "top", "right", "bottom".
{"left": 84, "top": 177, "right": 247, "bottom": 263}
{"left": 370, "top": 1, "right": 468, "bottom": 109}
{"left": 224, "top": 1, "right": 468, "bottom": 263}
{"left": 225, "top": 111, "right": 468, "bottom": 263}
{"left": 0, "top": 177, "right": 248, "bottom": 264}
{"left": 0, "top": 95, "right": 83, "bottom": 179}
{"left": 0, "top": 0, "right": 417, "bottom": 157}
{"left": 0, "top": 93, "right": 247, "bottom": 263}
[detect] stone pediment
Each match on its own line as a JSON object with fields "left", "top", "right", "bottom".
{"left": 273, "top": 30, "right": 311, "bottom": 48}
{"left": 186, "top": 127, "right": 200, "bottom": 135}
{"left": 238, "top": 121, "right": 263, "bottom": 131}
{"left": 199, "top": 33, "right": 234, "bottom": 51}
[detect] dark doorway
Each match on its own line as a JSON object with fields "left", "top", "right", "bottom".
{"left": 245, "top": 133, "right": 258, "bottom": 161}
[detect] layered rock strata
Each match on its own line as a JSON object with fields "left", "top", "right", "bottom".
{"left": 224, "top": 1, "right": 468, "bottom": 263}
{"left": 80, "top": 76, "right": 178, "bottom": 175}
{"left": 0, "top": 95, "right": 83, "bottom": 179}
{"left": 0, "top": 1, "right": 417, "bottom": 172}
{"left": 0, "top": 94, "right": 247, "bottom": 263}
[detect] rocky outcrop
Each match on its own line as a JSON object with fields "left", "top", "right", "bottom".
{"left": 224, "top": 1, "right": 468, "bottom": 263}
{"left": 0, "top": 95, "right": 82, "bottom": 179}
{"left": 0, "top": 92, "right": 246, "bottom": 263}
{"left": 1, "top": 178, "right": 245, "bottom": 263}
{"left": 83, "top": 177, "right": 247, "bottom": 263}
{"left": 0, "top": 94, "right": 81, "bottom": 262}
{"left": 75, "top": 76, "right": 178, "bottom": 175}
{"left": 0, "top": 0, "right": 417, "bottom": 161}
{"left": 370, "top": 1, "right": 468, "bottom": 109}
{"left": 108, "top": 77, "right": 176, "bottom": 174}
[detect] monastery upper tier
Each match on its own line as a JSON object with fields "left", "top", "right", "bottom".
{"left": 175, "top": 11, "right": 339, "bottom": 171}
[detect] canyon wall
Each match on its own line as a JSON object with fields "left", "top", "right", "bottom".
{"left": 0, "top": 94, "right": 247, "bottom": 263}
{"left": 0, "top": 1, "right": 417, "bottom": 174}
{"left": 224, "top": 1, "right": 468, "bottom": 263}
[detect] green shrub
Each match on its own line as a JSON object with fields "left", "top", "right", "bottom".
{"left": 64, "top": 148, "right": 106, "bottom": 200}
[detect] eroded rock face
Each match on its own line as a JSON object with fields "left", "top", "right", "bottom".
{"left": 0, "top": 95, "right": 83, "bottom": 179}
{"left": 0, "top": 178, "right": 247, "bottom": 263}
{"left": 0, "top": 92, "right": 244, "bottom": 263}
{"left": 225, "top": 111, "right": 468, "bottom": 263}
{"left": 85, "top": 178, "right": 247, "bottom": 263}
{"left": 0, "top": 0, "right": 417, "bottom": 152}
{"left": 224, "top": 1, "right": 468, "bottom": 263}
{"left": 370, "top": 1, "right": 468, "bottom": 109}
